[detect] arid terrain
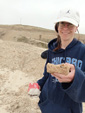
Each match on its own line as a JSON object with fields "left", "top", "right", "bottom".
{"left": 0, "top": 24, "right": 85, "bottom": 113}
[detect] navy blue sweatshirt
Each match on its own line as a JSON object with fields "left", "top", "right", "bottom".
{"left": 37, "top": 38, "right": 85, "bottom": 113}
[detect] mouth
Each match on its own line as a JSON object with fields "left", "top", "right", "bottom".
{"left": 62, "top": 32, "right": 70, "bottom": 34}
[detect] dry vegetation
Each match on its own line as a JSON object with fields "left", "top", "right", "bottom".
{"left": 0, "top": 24, "right": 85, "bottom": 113}
{"left": 0, "top": 24, "right": 85, "bottom": 47}
{"left": 0, "top": 24, "right": 56, "bottom": 47}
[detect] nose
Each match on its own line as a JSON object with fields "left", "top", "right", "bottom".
{"left": 64, "top": 23, "right": 68, "bottom": 27}
{"left": 63, "top": 24, "right": 68, "bottom": 30}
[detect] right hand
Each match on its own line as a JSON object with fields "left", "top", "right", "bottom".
{"left": 28, "top": 83, "right": 41, "bottom": 96}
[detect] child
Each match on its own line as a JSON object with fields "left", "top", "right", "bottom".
{"left": 37, "top": 8, "right": 85, "bottom": 113}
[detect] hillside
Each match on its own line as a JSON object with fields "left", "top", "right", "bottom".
{"left": 0, "top": 40, "right": 46, "bottom": 113}
{"left": 0, "top": 24, "right": 85, "bottom": 113}
{"left": 0, "top": 24, "right": 56, "bottom": 48}
{"left": 0, "top": 24, "right": 85, "bottom": 47}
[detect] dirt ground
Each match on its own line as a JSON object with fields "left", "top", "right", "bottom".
{"left": 0, "top": 40, "right": 85, "bottom": 113}
{"left": 0, "top": 24, "right": 85, "bottom": 113}
{"left": 0, "top": 40, "right": 46, "bottom": 113}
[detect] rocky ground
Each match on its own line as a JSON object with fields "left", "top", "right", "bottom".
{"left": 0, "top": 40, "right": 46, "bottom": 113}
{"left": 0, "top": 24, "right": 85, "bottom": 113}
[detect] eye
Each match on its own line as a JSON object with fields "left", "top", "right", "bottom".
{"left": 69, "top": 23, "right": 73, "bottom": 26}
{"left": 61, "top": 22, "right": 64, "bottom": 25}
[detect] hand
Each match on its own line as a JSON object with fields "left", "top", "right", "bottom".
{"left": 28, "top": 83, "right": 41, "bottom": 96}
{"left": 51, "top": 63, "right": 75, "bottom": 83}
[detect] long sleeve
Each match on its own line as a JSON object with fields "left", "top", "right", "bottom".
{"left": 62, "top": 66, "right": 85, "bottom": 103}
{"left": 37, "top": 62, "right": 49, "bottom": 90}
{"left": 37, "top": 50, "right": 49, "bottom": 90}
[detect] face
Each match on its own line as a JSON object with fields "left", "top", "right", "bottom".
{"left": 58, "top": 22, "right": 78, "bottom": 41}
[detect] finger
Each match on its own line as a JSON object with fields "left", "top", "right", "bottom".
{"left": 56, "top": 76, "right": 72, "bottom": 83}
{"left": 54, "top": 73, "right": 68, "bottom": 79}
{"left": 53, "top": 73, "right": 73, "bottom": 83}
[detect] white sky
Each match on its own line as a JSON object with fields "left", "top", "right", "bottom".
{"left": 0, "top": 0, "right": 85, "bottom": 34}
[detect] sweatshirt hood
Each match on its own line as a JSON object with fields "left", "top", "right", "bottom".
{"left": 48, "top": 38, "right": 79, "bottom": 53}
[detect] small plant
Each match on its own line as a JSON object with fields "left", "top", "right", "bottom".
{"left": 0, "top": 31, "right": 5, "bottom": 38}
{"left": 17, "top": 36, "right": 28, "bottom": 43}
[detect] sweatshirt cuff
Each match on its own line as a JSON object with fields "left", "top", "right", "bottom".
{"left": 61, "top": 67, "right": 85, "bottom": 94}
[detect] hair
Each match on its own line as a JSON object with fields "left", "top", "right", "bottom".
{"left": 76, "top": 29, "right": 80, "bottom": 40}
{"left": 53, "top": 23, "right": 61, "bottom": 51}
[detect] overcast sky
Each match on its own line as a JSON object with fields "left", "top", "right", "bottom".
{"left": 0, "top": 0, "right": 85, "bottom": 34}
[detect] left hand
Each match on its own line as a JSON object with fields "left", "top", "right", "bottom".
{"left": 51, "top": 63, "right": 75, "bottom": 83}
